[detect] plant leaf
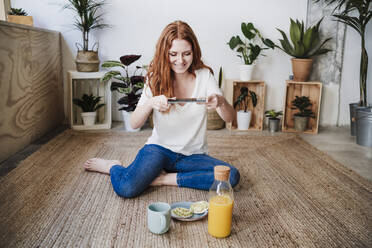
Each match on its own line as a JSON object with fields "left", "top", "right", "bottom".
{"left": 241, "top": 22, "right": 255, "bottom": 40}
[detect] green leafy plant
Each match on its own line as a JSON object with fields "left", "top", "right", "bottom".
{"left": 8, "top": 8, "right": 28, "bottom": 16}
{"left": 63, "top": 0, "right": 109, "bottom": 51}
{"left": 101, "top": 55, "right": 146, "bottom": 112}
{"left": 73, "top": 93, "right": 105, "bottom": 112}
{"left": 275, "top": 18, "right": 332, "bottom": 59}
{"left": 228, "top": 22, "right": 275, "bottom": 65}
{"left": 233, "top": 87, "right": 257, "bottom": 112}
{"left": 313, "top": 0, "right": 371, "bottom": 106}
{"left": 291, "top": 96, "right": 315, "bottom": 117}
{"left": 265, "top": 109, "right": 283, "bottom": 119}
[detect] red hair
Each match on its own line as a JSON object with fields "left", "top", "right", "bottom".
{"left": 146, "top": 20, "right": 212, "bottom": 97}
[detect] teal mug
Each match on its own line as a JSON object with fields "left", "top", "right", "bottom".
{"left": 147, "top": 202, "right": 171, "bottom": 234}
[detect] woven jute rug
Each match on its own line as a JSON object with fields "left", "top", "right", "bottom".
{"left": 0, "top": 130, "right": 371, "bottom": 247}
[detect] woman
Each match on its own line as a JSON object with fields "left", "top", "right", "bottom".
{"left": 84, "top": 20, "right": 240, "bottom": 198}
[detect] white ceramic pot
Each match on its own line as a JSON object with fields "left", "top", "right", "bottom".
{"left": 81, "top": 112, "right": 96, "bottom": 126}
{"left": 239, "top": 64, "right": 254, "bottom": 81}
{"left": 237, "top": 110, "right": 251, "bottom": 130}
{"left": 122, "top": 111, "right": 140, "bottom": 132}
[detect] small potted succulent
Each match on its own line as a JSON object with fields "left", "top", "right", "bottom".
{"left": 291, "top": 96, "right": 315, "bottom": 131}
{"left": 7, "top": 7, "right": 33, "bottom": 26}
{"left": 275, "top": 18, "right": 332, "bottom": 82}
{"left": 228, "top": 22, "right": 275, "bottom": 80}
{"left": 233, "top": 87, "right": 257, "bottom": 130}
{"left": 265, "top": 109, "right": 283, "bottom": 132}
{"left": 101, "top": 55, "right": 145, "bottom": 132}
{"left": 73, "top": 93, "right": 105, "bottom": 126}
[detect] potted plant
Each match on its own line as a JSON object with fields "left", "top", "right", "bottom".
{"left": 291, "top": 96, "right": 315, "bottom": 131}
{"left": 73, "top": 93, "right": 105, "bottom": 126}
{"left": 101, "top": 55, "right": 145, "bottom": 132}
{"left": 7, "top": 8, "right": 33, "bottom": 26}
{"left": 233, "top": 87, "right": 257, "bottom": 130}
{"left": 265, "top": 109, "right": 283, "bottom": 132}
{"left": 228, "top": 22, "right": 275, "bottom": 80}
{"left": 207, "top": 67, "right": 225, "bottom": 130}
{"left": 63, "top": 0, "right": 109, "bottom": 72}
{"left": 313, "top": 0, "right": 371, "bottom": 144}
{"left": 275, "top": 18, "right": 332, "bottom": 82}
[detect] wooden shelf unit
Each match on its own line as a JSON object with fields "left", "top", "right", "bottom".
{"left": 282, "top": 80, "right": 322, "bottom": 134}
{"left": 68, "top": 71, "right": 112, "bottom": 130}
{"left": 224, "top": 79, "right": 266, "bottom": 131}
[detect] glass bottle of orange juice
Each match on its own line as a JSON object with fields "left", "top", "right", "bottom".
{"left": 208, "top": 165, "right": 234, "bottom": 238}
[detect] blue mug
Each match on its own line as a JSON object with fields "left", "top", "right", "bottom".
{"left": 147, "top": 202, "right": 171, "bottom": 234}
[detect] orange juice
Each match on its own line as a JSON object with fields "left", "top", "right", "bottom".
{"left": 208, "top": 194, "right": 234, "bottom": 238}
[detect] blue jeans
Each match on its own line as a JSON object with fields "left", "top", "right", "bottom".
{"left": 110, "top": 144, "right": 240, "bottom": 198}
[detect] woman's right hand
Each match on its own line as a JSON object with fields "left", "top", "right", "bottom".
{"left": 150, "top": 95, "right": 170, "bottom": 112}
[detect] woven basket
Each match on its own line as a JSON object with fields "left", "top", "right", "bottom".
{"left": 75, "top": 50, "right": 99, "bottom": 72}
{"left": 207, "top": 109, "right": 225, "bottom": 130}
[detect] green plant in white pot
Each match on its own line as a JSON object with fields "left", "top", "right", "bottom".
{"left": 228, "top": 22, "right": 275, "bottom": 81}
{"left": 73, "top": 93, "right": 105, "bottom": 126}
{"left": 265, "top": 109, "right": 283, "bottom": 132}
{"left": 63, "top": 0, "right": 109, "bottom": 72}
{"left": 275, "top": 18, "right": 332, "bottom": 82}
{"left": 101, "top": 55, "right": 145, "bottom": 132}
{"left": 291, "top": 96, "right": 315, "bottom": 131}
{"left": 233, "top": 87, "right": 257, "bottom": 130}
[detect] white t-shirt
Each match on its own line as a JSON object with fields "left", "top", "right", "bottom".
{"left": 137, "top": 68, "right": 222, "bottom": 155}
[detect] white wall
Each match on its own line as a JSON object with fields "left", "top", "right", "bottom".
{"left": 339, "top": 20, "right": 372, "bottom": 126}
{"left": 0, "top": 1, "right": 5, "bottom": 21}
{"left": 11, "top": 0, "right": 310, "bottom": 122}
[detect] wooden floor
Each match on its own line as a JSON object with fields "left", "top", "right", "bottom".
{"left": 0, "top": 129, "right": 371, "bottom": 247}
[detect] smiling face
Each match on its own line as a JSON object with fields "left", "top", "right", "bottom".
{"left": 168, "top": 39, "right": 193, "bottom": 75}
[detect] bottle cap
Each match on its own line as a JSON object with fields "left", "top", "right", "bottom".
{"left": 214, "top": 165, "right": 230, "bottom": 181}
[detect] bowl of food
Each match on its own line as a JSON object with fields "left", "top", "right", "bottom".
{"left": 170, "top": 201, "right": 209, "bottom": 221}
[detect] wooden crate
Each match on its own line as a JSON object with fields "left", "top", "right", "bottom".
{"left": 224, "top": 79, "right": 265, "bottom": 131}
{"left": 68, "top": 71, "right": 112, "bottom": 130}
{"left": 7, "top": 15, "right": 34, "bottom": 26}
{"left": 282, "top": 80, "right": 322, "bottom": 134}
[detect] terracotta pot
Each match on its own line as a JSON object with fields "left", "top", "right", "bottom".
{"left": 76, "top": 50, "right": 99, "bottom": 72}
{"left": 291, "top": 58, "right": 313, "bottom": 82}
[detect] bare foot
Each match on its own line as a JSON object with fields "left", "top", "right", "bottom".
{"left": 150, "top": 170, "right": 166, "bottom": 186}
{"left": 83, "top": 158, "right": 121, "bottom": 174}
{"left": 150, "top": 171, "right": 177, "bottom": 186}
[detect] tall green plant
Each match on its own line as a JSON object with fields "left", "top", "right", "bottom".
{"left": 228, "top": 22, "right": 275, "bottom": 65}
{"left": 218, "top": 67, "right": 223, "bottom": 89}
{"left": 276, "top": 18, "right": 332, "bottom": 58}
{"left": 63, "top": 0, "right": 109, "bottom": 51}
{"left": 314, "top": 0, "right": 371, "bottom": 106}
{"left": 101, "top": 55, "right": 145, "bottom": 112}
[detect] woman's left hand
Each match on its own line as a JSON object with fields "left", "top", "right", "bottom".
{"left": 206, "top": 94, "right": 225, "bottom": 110}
